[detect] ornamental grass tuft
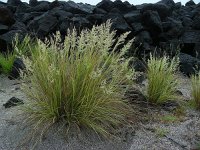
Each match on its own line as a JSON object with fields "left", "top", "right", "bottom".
{"left": 147, "top": 54, "right": 179, "bottom": 104}
{"left": 20, "top": 21, "right": 135, "bottom": 138}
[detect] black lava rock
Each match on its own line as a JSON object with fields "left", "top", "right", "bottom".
{"left": 142, "top": 10, "right": 163, "bottom": 33}
{"left": 0, "top": 7, "right": 15, "bottom": 26}
{"left": 185, "top": 0, "right": 196, "bottom": 6}
{"left": 0, "top": 0, "right": 198, "bottom": 76}
{"left": 179, "top": 53, "right": 200, "bottom": 76}
{"left": 3, "top": 97, "right": 24, "bottom": 108}
{"left": 9, "top": 58, "right": 26, "bottom": 79}
{"left": 162, "top": 100, "right": 180, "bottom": 111}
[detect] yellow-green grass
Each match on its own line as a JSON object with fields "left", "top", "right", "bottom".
{"left": 14, "top": 35, "right": 37, "bottom": 57}
{"left": 147, "top": 55, "right": 179, "bottom": 104}
{"left": 0, "top": 35, "right": 35, "bottom": 75}
{"left": 0, "top": 52, "right": 15, "bottom": 74}
{"left": 191, "top": 72, "right": 200, "bottom": 109}
{"left": 20, "top": 21, "right": 135, "bottom": 138}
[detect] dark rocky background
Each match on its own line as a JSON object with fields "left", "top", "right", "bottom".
{"left": 0, "top": 0, "right": 200, "bottom": 75}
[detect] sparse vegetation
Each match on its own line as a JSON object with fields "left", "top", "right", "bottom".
{"left": 191, "top": 72, "right": 200, "bottom": 109}
{"left": 159, "top": 114, "right": 178, "bottom": 123}
{"left": 173, "top": 106, "right": 186, "bottom": 117}
{"left": 20, "top": 21, "right": 135, "bottom": 138}
{"left": 0, "top": 35, "right": 33, "bottom": 75}
{"left": 146, "top": 55, "right": 179, "bottom": 104}
{"left": 0, "top": 52, "right": 15, "bottom": 74}
{"left": 155, "top": 127, "right": 169, "bottom": 137}
{"left": 14, "top": 35, "right": 36, "bottom": 57}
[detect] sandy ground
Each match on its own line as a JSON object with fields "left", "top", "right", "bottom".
{"left": 0, "top": 74, "right": 200, "bottom": 150}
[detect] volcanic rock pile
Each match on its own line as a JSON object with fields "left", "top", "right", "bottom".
{"left": 0, "top": 0, "right": 200, "bottom": 75}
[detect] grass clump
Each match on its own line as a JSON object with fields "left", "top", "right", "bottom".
{"left": 146, "top": 55, "right": 179, "bottom": 104}
{"left": 191, "top": 72, "right": 200, "bottom": 109}
{"left": 20, "top": 21, "right": 135, "bottom": 137}
{"left": 0, "top": 52, "right": 15, "bottom": 74}
{"left": 155, "top": 127, "right": 169, "bottom": 137}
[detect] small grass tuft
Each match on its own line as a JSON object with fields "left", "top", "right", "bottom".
{"left": 20, "top": 21, "right": 135, "bottom": 139}
{"left": 191, "top": 72, "right": 200, "bottom": 109}
{"left": 0, "top": 52, "right": 15, "bottom": 74}
{"left": 146, "top": 54, "right": 179, "bottom": 104}
{"left": 159, "top": 114, "right": 178, "bottom": 123}
{"left": 155, "top": 127, "right": 169, "bottom": 137}
{"left": 0, "top": 35, "right": 34, "bottom": 75}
